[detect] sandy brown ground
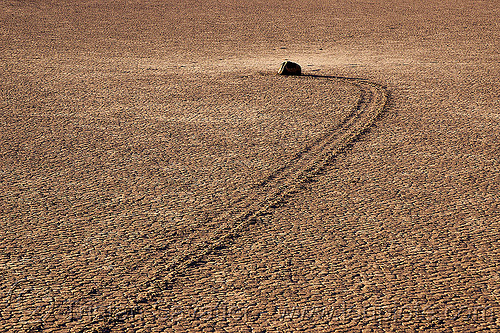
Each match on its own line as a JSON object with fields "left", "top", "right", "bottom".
{"left": 1, "top": 0, "right": 500, "bottom": 332}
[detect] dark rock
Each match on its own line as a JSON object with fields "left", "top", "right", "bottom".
{"left": 278, "top": 61, "right": 302, "bottom": 75}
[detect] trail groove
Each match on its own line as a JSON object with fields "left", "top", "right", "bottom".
{"left": 150, "top": 75, "right": 389, "bottom": 290}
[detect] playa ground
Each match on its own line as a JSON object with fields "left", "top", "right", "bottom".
{"left": 1, "top": 0, "right": 499, "bottom": 331}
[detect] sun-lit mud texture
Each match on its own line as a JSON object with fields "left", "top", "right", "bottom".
{"left": 1, "top": 0, "right": 500, "bottom": 332}
{"left": 0, "top": 65, "right": 360, "bottom": 329}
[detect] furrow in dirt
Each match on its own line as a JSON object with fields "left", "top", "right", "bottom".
{"left": 150, "top": 76, "right": 389, "bottom": 290}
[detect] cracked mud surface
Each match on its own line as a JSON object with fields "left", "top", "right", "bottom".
{"left": 1, "top": 0, "right": 500, "bottom": 332}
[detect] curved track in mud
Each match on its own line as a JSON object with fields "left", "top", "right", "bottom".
{"left": 47, "top": 74, "right": 390, "bottom": 331}
{"left": 150, "top": 75, "right": 389, "bottom": 290}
